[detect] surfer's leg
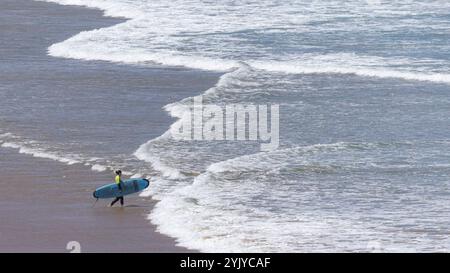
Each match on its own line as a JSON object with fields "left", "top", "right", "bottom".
{"left": 110, "top": 197, "right": 119, "bottom": 207}
{"left": 120, "top": 197, "right": 124, "bottom": 206}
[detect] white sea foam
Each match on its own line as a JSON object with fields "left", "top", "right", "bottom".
{"left": 134, "top": 148, "right": 184, "bottom": 180}
{"left": 251, "top": 55, "right": 450, "bottom": 84}
{"left": 0, "top": 133, "right": 113, "bottom": 172}
{"left": 0, "top": 132, "right": 13, "bottom": 139}
{"left": 148, "top": 140, "right": 450, "bottom": 252}
{"left": 41, "top": 0, "right": 450, "bottom": 84}
{"left": 1, "top": 142, "right": 20, "bottom": 149}
{"left": 139, "top": 188, "right": 152, "bottom": 197}
{"left": 1, "top": 141, "right": 80, "bottom": 165}
{"left": 91, "top": 164, "right": 108, "bottom": 172}
{"left": 149, "top": 173, "right": 387, "bottom": 252}
{"left": 49, "top": 43, "right": 239, "bottom": 71}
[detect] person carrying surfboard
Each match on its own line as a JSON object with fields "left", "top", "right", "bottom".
{"left": 110, "top": 170, "right": 124, "bottom": 207}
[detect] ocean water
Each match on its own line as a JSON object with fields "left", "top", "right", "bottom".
{"left": 2, "top": 0, "right": 450, "bottom": 252}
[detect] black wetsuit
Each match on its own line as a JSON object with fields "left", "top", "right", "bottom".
{"left": 110, "top": 176, "right": 124, "bottom": 206}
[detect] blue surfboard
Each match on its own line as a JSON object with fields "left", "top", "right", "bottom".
{"left": 93, "top": 178, "right": 150, "bottom": 199}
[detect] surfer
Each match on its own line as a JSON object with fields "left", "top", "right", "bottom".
{"left": 110, "top": 170, "right": 124, "bottom": 207}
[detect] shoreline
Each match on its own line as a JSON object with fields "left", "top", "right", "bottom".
{"left": 0, "top": 0, "right": 219, "bottom": 252}
{"left": 0, "top": 148, "right": 191, "bottom": 252}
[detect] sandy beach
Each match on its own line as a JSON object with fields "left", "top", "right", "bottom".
{"left": 0, "top": 149, "right": 189, "bottom": 252}
{"left": 0, "top": 0, "right": 218, "bottom": 252}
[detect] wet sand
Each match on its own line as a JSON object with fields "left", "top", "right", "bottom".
{"left": 0, "top": 0, "right": 217, "bottom": 252}
{"left": 0, "top": 149, "right": 190, "bottom": 252}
